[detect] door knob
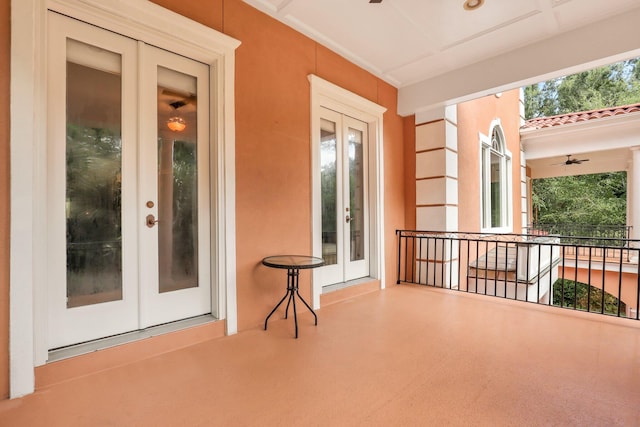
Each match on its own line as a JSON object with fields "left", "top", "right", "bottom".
{"left": 146, "top": 214, "right": 159, "bottom": 228}
{"left": 346, "top": 215, "right": 351, "bottom": 223}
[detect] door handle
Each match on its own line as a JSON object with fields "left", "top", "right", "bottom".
{"left": 346, "top": 215, "right": 351, "bottom": 223}
{"left": 146, "top": 214, "right": 159, "bottom": 228}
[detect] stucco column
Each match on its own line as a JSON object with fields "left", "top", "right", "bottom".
{"left": 414, "top": 106, "right": 459, "bottom": 287}
{"left": 414, "top": 105, "right": 458, "bottom": 232}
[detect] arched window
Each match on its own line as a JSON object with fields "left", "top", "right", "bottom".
{"left": 481, "top": 123, "right": 512, "bottom": 231}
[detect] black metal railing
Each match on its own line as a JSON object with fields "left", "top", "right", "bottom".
{"left": 524, "top": 224, "right": 633, "bottom": 261}
{"left": 525, "top": 223, "right": 631, "bottom": 244}
{"left": 396, "top": 230, "right": 640, "bottom": 321}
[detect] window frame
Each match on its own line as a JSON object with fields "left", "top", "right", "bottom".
{"left": 479, "top": 120, "right": 513, "bottom": 233}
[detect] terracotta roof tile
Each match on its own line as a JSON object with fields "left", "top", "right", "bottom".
{"left": 521, "top": 103, "right": 640, "bottom": 130}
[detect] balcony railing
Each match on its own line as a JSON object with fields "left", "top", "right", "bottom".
{"left": 524, "top": 223, "right": 633, "bottom": 262}
{"left": 396, "top": 230, "right": 640, "bottom": 321}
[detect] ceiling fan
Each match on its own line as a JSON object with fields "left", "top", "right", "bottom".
{"left": 554, "top": 155, "right": 590, "bottom": 166}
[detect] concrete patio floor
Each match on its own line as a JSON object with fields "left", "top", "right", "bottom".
{"left": 1, "top": 284, "right": 639, "bottom": 426}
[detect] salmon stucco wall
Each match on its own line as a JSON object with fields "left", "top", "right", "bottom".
{"left": 457, "top": 90, "right": 523, "bottom": 233}
{"left": 0, "top": 0, "right": 9, "bottom": 401}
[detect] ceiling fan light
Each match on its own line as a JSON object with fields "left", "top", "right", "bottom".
{"left": 463, "top": 0, "right": 484, "bottom": 11}
{"left": 167, "top": 116, "right": 186, "bottom": 132}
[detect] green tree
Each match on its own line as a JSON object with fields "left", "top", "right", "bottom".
{"left": 553, "top": 279, "right": 626, "bottom": 316}
{"left": 532, "top": 172, "right": 626, "bottom": 225}
{"left": 524, "top": 58, "right": 640, "bottom": 119}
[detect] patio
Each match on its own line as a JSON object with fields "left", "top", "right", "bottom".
{"left": 0, "top": 284, "right": 638, "bottom": 426}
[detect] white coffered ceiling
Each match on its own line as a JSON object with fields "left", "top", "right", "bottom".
{"left": 243, "top": 0, "right": 640, "bottom": 116}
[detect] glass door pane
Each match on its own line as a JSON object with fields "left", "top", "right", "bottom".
{"left": 66, "top": 39, "right": 123, "bottom": 308}
{"left": 320, "top": 118, "right": 338, "bottom": 266}
{"left": 348, "top": 127, "right": 365, "bottom": 262}
{"left": 157, "top": 67, "right": 199, "bottom": 293}
{"left": 138, "top": 43, "right": 211, "bottom": 329}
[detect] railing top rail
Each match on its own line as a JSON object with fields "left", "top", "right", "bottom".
{"left": 527, "top": 223, "right": 630, "bottom": 228}
{"left": 396, "top": 229, "right": 640, "bottom": 246}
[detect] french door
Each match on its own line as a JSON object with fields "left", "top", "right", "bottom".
{"left": 47, "top": 12, "right": 211, "bottom": 349}
{"left": 318, "top": 107, "right": 369, "bottom": 286}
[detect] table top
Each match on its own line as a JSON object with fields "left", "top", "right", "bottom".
{"left": 262, "top": 255, "right": 325, "bottom": 270}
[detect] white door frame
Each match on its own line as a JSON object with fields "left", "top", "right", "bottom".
{"left": 315, "top": 108, "right": 370, "bottom": 286}
{"left": 309, "top": 75, "right": 387, "bottom": 309}
{"left": 10, "top": 0, "right": 240, "bottom": 398}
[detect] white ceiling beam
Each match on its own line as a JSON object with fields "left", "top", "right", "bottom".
{"left": 398, "top": 7, "right": 640, "bottom": 117}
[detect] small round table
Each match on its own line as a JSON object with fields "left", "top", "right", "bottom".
{"left": 262, "top": 255, "right": 325, "bottom": 338}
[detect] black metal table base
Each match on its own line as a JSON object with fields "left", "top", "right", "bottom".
{"left": 264, "top": 267, "right": 317, "bottom": 338}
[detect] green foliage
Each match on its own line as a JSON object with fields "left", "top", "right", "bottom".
{"left": 66, "top": 124, "right": 122, "bottom": 243}
{"left": 532, "top": 172, "right": 626, "bottom": 225}
{"left": 526, "top": 60, "right": 636, "bottom": 228}
{"left": 553, "top": 279, "right": 626, "bottom": 316}
{"left": 524, "top": 58, "right": 640, "bottom": 119}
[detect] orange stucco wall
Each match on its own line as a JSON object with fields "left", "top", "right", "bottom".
{"left": 0, "top": 0, "right": 9, "bottom": 401}
{"left": 221, "top": 0, "right": 405, "bottom": 330}
{"left": 0, "top": 0, "right": 408, "bottom": 397}
{"left": 457, "top": 90, "right": 522, "bottom": 233}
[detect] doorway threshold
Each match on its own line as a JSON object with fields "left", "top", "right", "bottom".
{"left": 48, "top": 315, "right": 218, "bottom": 363}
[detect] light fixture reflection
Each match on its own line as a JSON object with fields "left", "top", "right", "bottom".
{"left": 167, "top": 116, "right": 186, "bottom": 132}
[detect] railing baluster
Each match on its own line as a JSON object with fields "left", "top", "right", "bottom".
{"left": 411, "top": 235, "right": 416, "bottom": 284}
{"left": 601, "top": 249, "right": 606, "bottom": 314}
{"left": 618, "top": 245, "right": 623, "bottom": 317}
{"left": 636, "top": 255, "right": 640, "bottom": 320}
{"left": 440, "top": 238, "right": 445, "bottom": 288}
{"left": 560, "top": 246, "right": 566, "bottom": 308}
{"left": 417, "top": 235, "right": 423, "bottom": 285}
{"left": 396, "top": 230, "right": 402, "bottom": 284}
{"left": 587, "top": 247, "right": 593, "bottom": 313}
{"left": 573, "top": 246, "right": 578, "bottom": 310}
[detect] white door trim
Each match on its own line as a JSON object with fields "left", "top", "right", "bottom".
{"left": 308, "top": 74, "right": 387, "bottom": 310}
{"left": 10, "top": 0, "right": 240, "bottom": 398}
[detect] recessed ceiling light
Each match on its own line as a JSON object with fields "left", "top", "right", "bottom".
{"left": 463, "top": 0, "right": 485, "bottom": 11}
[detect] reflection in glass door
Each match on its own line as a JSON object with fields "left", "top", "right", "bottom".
{"left": 65, "top": 39, "right": 124, "bottom": 308}
{"left": 318, "top": 107, "right": 369, "bottom": 286}
{"left": 348, "top": 126, "right": 365, "bottom": 264}
{"left": 320, "top": 118, "right": 339, "bottom": 266}
{"left": 157, "top": 68, "right": 199, "bottom": 294}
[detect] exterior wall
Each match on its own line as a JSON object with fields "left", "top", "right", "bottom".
{"left": 0, "top": 0, "right": 407, "bottom": 396}
{"left": 0, "top": 0, "right": 9, "bottom": 401}
{"left": 457, "top": 90, "right": 523, "bottom": 233}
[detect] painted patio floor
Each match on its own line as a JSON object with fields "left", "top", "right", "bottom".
{"left": 1, "top": 284, "right": 638, "bottom": 426}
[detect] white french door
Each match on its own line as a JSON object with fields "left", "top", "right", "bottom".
{"left": 318, "top": 107, "right": 369, "bottom": 286}
{"left": 47, "top": 12, "right": 211, "bottom": 349}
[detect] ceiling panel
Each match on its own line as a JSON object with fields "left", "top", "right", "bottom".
{"left": 281, "top": 0, "right": 434, "bottom": 74}
{"left": 399, "top": 0, "right": 541, "bottom": 48}
{"left": 243, "top": 0, "right": 640, "bottom": 112}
